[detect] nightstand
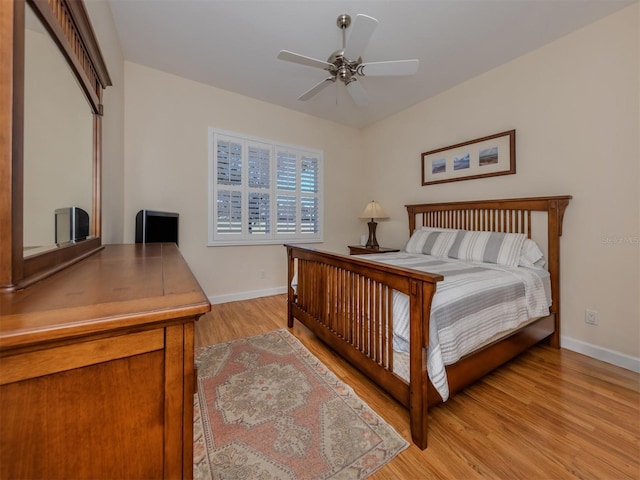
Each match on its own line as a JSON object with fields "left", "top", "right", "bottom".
{"left": 348, "top": 245, "right": 400, "bottom": 255}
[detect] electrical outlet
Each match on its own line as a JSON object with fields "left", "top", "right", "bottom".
{"left": 585, "top": 309, "right": 599, "bottom": 325}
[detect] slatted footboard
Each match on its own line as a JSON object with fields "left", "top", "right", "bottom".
{"left": 286, "top": 246, "right": 442, "bottom": 448}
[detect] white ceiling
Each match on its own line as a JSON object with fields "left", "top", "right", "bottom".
{"left": 107, "top": 0, "right": 635, "bottom": 128}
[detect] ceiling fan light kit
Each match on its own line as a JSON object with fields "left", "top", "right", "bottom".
{"left": 277, "top": 13, "right": 419, "bottom": 106}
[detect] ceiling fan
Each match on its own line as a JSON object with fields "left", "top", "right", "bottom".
{"left": 277, "top": 13, "right": 419, "bottom": 106}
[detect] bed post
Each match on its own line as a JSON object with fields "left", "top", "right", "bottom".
{"left": 546, "top": 197, "right": 571, "bottom": 348}
{"left": 407, "top": 206, "right": 417, "bottom": 235}
{"left": 286, "top": 245, "right": 294, "bottom": 328}
{"left": 409, "top": 279, "right": 438, "bottom": 450}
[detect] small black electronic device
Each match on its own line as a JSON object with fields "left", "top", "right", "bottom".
{"left": 135, "top": 210, "right": 179, "bottom": 245}
{"left": 55, "top": 207, "right": 90, "bottom": 244}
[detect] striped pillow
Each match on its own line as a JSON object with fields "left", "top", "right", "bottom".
{"left": 405, "top": 229, "right": 458, "bottom": 257}
{"left": 447, "top": 230, "right": 527, "bottom": 267}
{"left": 519, "top": 238, "right": 545, "bottom": 268}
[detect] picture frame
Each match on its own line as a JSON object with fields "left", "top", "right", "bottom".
{"left": 421, "top": 130, "right": 516, "bottom": 186}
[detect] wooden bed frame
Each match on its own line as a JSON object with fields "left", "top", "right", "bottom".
{"left": 285, "top": 196, "right": 571, "bottom": 449}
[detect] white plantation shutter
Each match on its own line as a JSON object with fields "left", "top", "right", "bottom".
{"left": 216, "top": 190, "right": 242, "bottom": 233}
{"left": 277, "top": 195, "right": 297, "bottom": 234}
{"left": 248, "top": 192, "right": 270, "bottom": 234}
{"left": 300, "top": 156, "right": 318, "bottom": 193}
{"left": 277, "top": 152, "right": 296, "bottom": 191}
{"left": 247, "top": 143, "right": 271, "bottom": 236}
{"left": 300, "top": 196, "right": 319, "bottom": 234}
{"left": 214, "top": 134, "right": 243, "bottom": 237}
{"left": 216, "top": 139, "right": 242, "bottom": 186}
{"left": 209, "top": 128, "right": 322, "bottom": 245}
{"left": 248, "top": 144, "right": 270, "bottom": 189}
{"left": 299, "top": 155, "right": 320, "bottom": 235}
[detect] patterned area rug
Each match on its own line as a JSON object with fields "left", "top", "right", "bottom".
{"left": 193, "top": 329, "right": 409, "bottom": 479}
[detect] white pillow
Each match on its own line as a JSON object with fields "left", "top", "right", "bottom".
{"left": 447, "top": 230, "right": 527, "bottom": 267}
{"left": 519, "top": 238, "right": 546, "bottom": 268}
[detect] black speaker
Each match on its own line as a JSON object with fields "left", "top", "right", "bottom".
{"left": 55, "top": 207, "right": 89, "bottom": 244}
{"left": 135, "top": 210, "right": 179, "bottom": 246}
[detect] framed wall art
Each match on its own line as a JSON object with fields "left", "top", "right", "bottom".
{"left": 421, "top": 130, "right": 515, "bottom": 186}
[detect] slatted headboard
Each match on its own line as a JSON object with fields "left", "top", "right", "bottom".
{"left": 405, "top": 195, "right": 572, "bottom": 346}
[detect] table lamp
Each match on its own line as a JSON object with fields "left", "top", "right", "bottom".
{"left": 359, "top": 201, "right": 388, "bottom": 248}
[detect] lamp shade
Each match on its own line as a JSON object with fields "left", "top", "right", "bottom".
{"left": 359, "top": 201, "right": 388, "bottom": 220}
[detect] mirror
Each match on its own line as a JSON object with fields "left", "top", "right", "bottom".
{"left": 23, "top": 3, "right": 94, "bottom": 256}
{"left": 0, "top": 0, "right": 110, "bottom": 291}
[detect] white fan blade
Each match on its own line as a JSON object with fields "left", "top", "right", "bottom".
{"left": 346, "top": 79, "right": 368, "bottom": 106}
{"left": 278, "top": 50, "right": 333, "bottom": 70}
{"left": 298, "top": 77, "right": 335, "bottom": 101}
{"left": 359, "top": 59, "right": 419, "bottom": 77}
{"left": 343, "top": 14, "right": 378, "bottom": 60}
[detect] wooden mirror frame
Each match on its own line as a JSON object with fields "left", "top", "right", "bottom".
{"left": 0, "top": 0, "right": 111, "bottom": 291}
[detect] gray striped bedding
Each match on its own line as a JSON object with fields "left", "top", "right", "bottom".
{"left": 355, "top": 252, "right": 552, "bottom": 402}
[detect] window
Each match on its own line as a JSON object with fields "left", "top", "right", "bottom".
{"left": 208, "top": 128, "right": 323, "bottom": 245}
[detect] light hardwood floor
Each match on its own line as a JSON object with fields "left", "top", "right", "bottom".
{"left": 195, "top": 295, "right": 640, "bottom": 479}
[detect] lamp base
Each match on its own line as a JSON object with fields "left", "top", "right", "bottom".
{"left": 366, "top": 220, "right": 379, "bottom": 248}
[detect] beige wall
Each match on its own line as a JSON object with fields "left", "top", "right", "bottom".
{"left": 362, "top": 4, "right": 639, "bottom": 362}
{"left": 123, "top": 63, "right": 364, "bottom": 300}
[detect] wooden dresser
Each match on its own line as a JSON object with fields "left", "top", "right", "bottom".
{"left": 0, "top": 244, "right": 211, "bottom": 479}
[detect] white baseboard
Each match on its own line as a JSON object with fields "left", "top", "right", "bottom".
{"left": 206, "top": 290, "right": 640, "bottom": 374}
{"left": 208, "top": 286, "right": 287, "bottom": 305}
{"left": 561, "top": 335, "right": 640, "bottom": 373}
